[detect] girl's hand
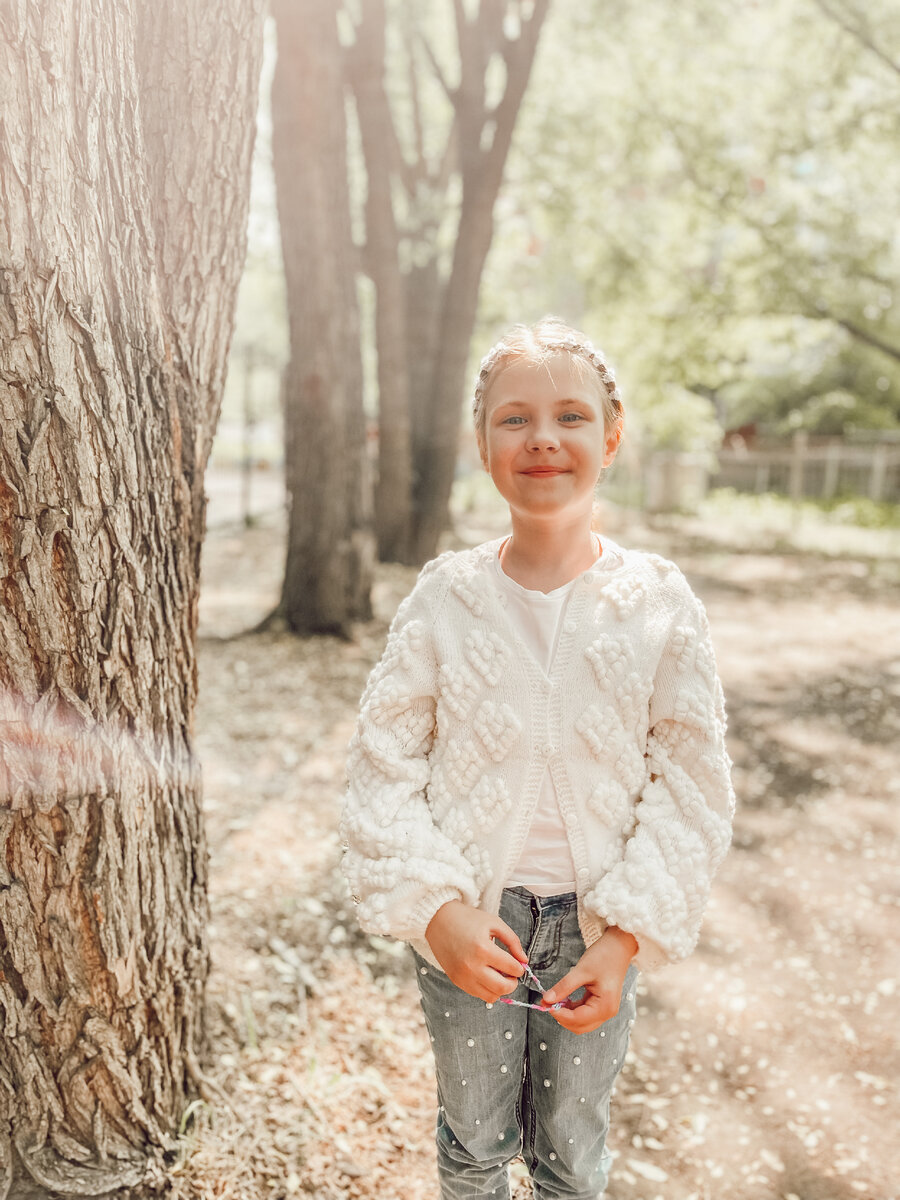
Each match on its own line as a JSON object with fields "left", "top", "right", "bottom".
{"left": 540, "top": 926, "right": 638, "bottom": 1035}
{"left": 425, "top": 900, "right": 527, "bottom": 1003}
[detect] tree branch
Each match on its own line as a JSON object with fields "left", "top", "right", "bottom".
{"left": 474, "top": 0, "right": 508, "bottom": 65}
{"left": 417, "top": 30, "right": 456, "bottom": 106}
{"left": 450, "top": 0, "right": 468, "bottom": 45}
{"left": 405, "top": 27, "right": 425, "bottom": 167}
{"left": 347, "top": 0, "right": 419, "bottom": 198}
{"left": 464, "top": 0, "right": 550, "bottom": 188}
{"left": 810, "top": 0, "right": 900, "bottom": 79}
{"left": 818, "top": 309, "right": 900, "bottom": 364}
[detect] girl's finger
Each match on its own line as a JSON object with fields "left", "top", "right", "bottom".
{"left": 541, "top": 965, "right": 589, "bottom": 1006}
{"left": 552, "top": 1001, "right": 601, "bottom": 1034}
{"left": 482, "top": 965, "right": 521, "bottom": 997}
{"left": 486, "top": 941, "right": 525, "bottom": 980}
{"left": 551, "top": 1009, "right": 589, "bottom": 1033}
{"left": 490, "top": 918, "right": 527, "bottom": 964}
{"left": 553, "top": 993, "right": 616, "bottom": 1033}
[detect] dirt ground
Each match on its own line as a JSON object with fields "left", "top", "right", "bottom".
{"left": 168, "top": 491, "right": 899, "bottom": 1200}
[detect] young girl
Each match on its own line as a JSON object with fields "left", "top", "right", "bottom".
{"left": 341, "top": 316, "right": 735, "bottom": 1200}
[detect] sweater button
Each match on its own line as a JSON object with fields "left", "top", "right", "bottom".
{"left": 583, "top": 571, "right": 596, "bottom": 584}
{"left": 577, "top": 867, "right": 589, "bottom": 879}
{"left": 563, "top": 618, "right": 576, "bottom": 634}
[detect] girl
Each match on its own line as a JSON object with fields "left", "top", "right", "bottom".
{"left": 341, "top": 316, "right": 735, "bottom": 1200}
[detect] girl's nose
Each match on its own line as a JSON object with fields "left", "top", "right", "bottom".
{"left": 526, "top": 423, "right": 560, "bottom": 452}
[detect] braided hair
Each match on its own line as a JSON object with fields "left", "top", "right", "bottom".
{"left": 472, "top": 316, "right": 624, "bottom": 461}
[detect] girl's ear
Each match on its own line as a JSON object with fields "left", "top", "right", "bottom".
{"left": 602, "top": 420, "right": 623, "bottom": 467}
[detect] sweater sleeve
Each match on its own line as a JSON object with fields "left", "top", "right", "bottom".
{"left": 340, "top": 565, "right": 480, "bottom": 944}
{"left": 584, "top": 579, "right": 735, "bottom": 972}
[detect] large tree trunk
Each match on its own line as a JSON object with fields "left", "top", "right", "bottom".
{"left": 0, "top": 1, "right": 265, "bottom": 1195}
{"left": 272, "top": 0, "right": 375, "bottom": 634}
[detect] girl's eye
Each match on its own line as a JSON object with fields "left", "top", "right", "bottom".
{"left": 500, "top": 413, "right": 586, "bottom": 425}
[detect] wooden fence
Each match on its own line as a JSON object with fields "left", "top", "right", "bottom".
{"left": 710, "top": 434, "right": 900, "bottom": 503}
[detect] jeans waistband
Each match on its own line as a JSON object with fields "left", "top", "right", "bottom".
{"left": 502, "top": 885, "right": 577, "bottom": 915}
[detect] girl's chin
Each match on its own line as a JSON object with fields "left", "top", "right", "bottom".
{"left": 506, "top": 497, "right": 592, "bottom": 520}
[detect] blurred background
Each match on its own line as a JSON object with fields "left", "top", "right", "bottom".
{"left": 184, "top": 5, "right": 899, "bottom": 1199}
{"left": 212, "top": 0, "right": 899, "bottom": 545}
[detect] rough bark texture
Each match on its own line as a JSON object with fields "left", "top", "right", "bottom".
{"left": 0, "top": 1, "right": 265, "bottom": 1194}
{"left": 345, "top": 0, "right": 550, "bottom": 565}
{"left": 272, "top": 0, "right": 375, "bottom": 634}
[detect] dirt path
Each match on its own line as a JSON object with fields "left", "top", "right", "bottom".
{"left": 175, "top": 502, "right": 899, "bottom": 1200}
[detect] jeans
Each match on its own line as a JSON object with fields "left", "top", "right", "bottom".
{"left": 413, "top": 887, "right": 639, "bottom": 1200}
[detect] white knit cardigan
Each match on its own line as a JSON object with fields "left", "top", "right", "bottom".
{"left": 340, "top": 536, "right": 735, "bottom": 973}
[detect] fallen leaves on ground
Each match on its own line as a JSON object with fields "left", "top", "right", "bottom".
{"left": 155, "top": 502, "right": 898, "bottom": 1200}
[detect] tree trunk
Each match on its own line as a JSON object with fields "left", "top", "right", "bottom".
{"left": 272, "top": 0, "right": 375, "bottom": 634}
{"left": 345, "top": 0, "right": 550, "bottom": 566}
{"left": 411, "top": 0, "right": 551, "bottom": 562}
{"left": 412, "top": 185, "right": 500, "bottom": 561}
{"left": 352, "top": 0, "right": 414, "bottom": 564}
{"left": 0, "top": 1, "right": 265, "bottom": 1195}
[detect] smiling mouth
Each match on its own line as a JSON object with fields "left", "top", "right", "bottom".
{"left": 521, "top": 468, "right": 566, "bottom": 476}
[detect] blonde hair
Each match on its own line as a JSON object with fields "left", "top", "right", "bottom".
{"left": 473, "top": 316, "right": 624, "bottom": 458}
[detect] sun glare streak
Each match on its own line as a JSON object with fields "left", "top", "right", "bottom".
{"left": 0, "top": 689, "right": 200, "bottom": 808}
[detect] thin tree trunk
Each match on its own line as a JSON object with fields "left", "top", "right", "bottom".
{"left": 345, "top": 0, "right": 550, "bottom": 566}
{"left": 0, "top": 1, "right": 264, "bottom": 1194}
{"left": 406, "top": 259, "right": 444, "bottom": 544}
{"left": 352, "top": 0, "right": 414, "bottom": 564}
{"left": 272, "top": 0, "right": 375, "bottom": 635}
{"left": 413, "top": 187, "right": 498, "bottom": 560}
{"left": 411, "top": 0, "right": 550, "bottom": 562}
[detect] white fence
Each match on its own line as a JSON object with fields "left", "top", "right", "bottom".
{"left": 710, "top": 435, "right": 900, "bottom": 504}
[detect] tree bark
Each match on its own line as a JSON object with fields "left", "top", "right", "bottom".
{"left": 351, "top": 0, "right": 414, "bottom": 564}
{"left": 272, "top": 0, "right": 375, "bottom": 634}
{"left": 0, "top": 1, "right": 265, "bottom": 1194}
{"left": 411, "top": 0, "right": 550, "bottom": 562}
{"left": 345, "top": 0, "right": 550, "bottom": 565}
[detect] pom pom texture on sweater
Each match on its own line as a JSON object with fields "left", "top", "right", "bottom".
{"left": 340, "top": 537, "right": 735, "bottom": 974}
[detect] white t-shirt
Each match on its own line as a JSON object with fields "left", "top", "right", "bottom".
{"left": 490, "top": 535, "right": 602, "bottom": 897}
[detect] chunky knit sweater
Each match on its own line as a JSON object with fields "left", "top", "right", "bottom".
{"left": 340, "top": 536, "right": 735, "bottom": 973}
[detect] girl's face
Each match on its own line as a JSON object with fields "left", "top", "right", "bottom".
{"left": 479, "top": 353, "right": 621, "bottom": 522}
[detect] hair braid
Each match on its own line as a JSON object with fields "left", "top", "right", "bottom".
{"left": 472, "top": 317, "right": 624, "bottom": 453}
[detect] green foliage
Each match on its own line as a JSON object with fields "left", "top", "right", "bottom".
{"left": 818, "top": 494, "right": 900, "bottom": 529}
{"left": 704, "top": 486, "right": 900, "bottom": 531}
{"left": 478, "top": 0, "right": 900, "bottom": 451}
{"left": 222, "top": 1, "right": 900, "bottom": 468}
{"left": 627, "top": 385, "right": 723, "bottom": 463}
{"left": 721, "top": 325, "right": 900, "bottom": 435}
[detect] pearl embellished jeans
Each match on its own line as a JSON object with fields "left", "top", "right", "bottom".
{"left": 413, "top": 887, "right": 639, "bottom": 1200}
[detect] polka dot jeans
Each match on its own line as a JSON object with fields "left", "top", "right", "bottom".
{"left": 413, "top": 887, "right": 639, "bottom": 1200}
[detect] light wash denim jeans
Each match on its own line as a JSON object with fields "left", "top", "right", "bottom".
{"left": 413, "top": 886, "right": 639, "bottom": 1200}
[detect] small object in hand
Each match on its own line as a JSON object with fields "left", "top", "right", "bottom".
{"left": 496, "top": 996, "right": 568, "bottom": 1012}
{"left": 521, "top": 961, "right": 548, "bottom": 992}
{"left": 496, "top": 961, "right": 570, "bottom": 1012}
